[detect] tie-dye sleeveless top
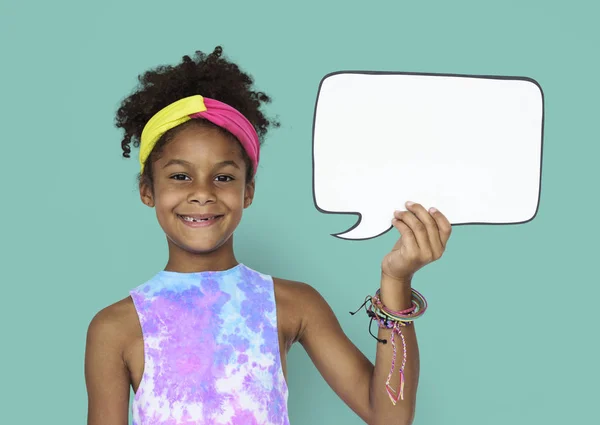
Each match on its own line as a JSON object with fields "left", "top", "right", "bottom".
{"left": 129, "top": 263, "right": 290, "bottom": 425}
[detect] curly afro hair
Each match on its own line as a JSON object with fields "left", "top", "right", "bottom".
{"left": 115, "top": 46, "right": 279, "bottom": 188}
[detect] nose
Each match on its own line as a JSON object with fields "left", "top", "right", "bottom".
{"left": 187, "top": 179, "right": 216, "bottom": 205}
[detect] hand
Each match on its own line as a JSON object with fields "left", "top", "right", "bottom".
{"left": 381, "top": 201, "right": 452, "bottom": 283}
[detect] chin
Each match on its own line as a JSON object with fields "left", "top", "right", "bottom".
{"left": 168, "top": 235, "right": 232, "bottom": 255}
{"left": 185, "top": 243, "right": 227, "bottom": 255}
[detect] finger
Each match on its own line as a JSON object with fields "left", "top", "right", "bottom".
{"left": 391, "top": 218, "right": 418, "bottom": 253}
{"left": 394, "top": 209, "right": 431, "bottom": 256}
{"left": 406, "top": 202, "right": 444, "bottom": 258}
{"left": 428, "top": 207, "right": 452, "bottom": 248}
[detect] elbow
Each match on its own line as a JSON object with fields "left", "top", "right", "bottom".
{"left": 369, "top": 407, "right": 415, "bottom": 425}
{"left": 396, "top": 409, "right": 416, "bottom": 425}
{"left": 404, "top": 409, "right": 416, "bottom": 425}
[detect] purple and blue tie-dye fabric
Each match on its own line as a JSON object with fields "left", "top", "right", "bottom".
{"left": 129, "top": 263, "right": 290, "bottom": 425}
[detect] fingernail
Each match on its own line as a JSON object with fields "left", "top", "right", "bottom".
{"left": 429, "top": 207, "right": 437, "bottom": 213}
{"left": 406, "top": 201, "right": 414, "bottom": 207}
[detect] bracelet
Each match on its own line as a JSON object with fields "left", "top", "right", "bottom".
{"left": 350, "top": 287, "right": 428, "bottom": 405}
{"left": 372, "top": 288, "right": 428, "bottom": 322}
{"left": 386, "top": 322, "right": 407, "bottom": 405}
{"left": 367, "top": 306, "right": 411, "bottom": 330}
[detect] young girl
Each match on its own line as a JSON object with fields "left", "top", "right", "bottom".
{"left": 84, "top": 46, "right": 452, "bottom": 425}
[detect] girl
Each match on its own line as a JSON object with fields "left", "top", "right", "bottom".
{"left": 84, "top": 46, "right": 452, "bottom": 425}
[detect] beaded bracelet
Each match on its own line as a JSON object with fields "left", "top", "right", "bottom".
{"left": 369, "top": 301, "right": 411, "bottom": 404}
{"left": 367, "top": 305, "right": 411, "bottom": 330}
{"left": 350, "top": 287, "right": 427, "bottom": 405}
{"left": 372, "top": 288, "right": 428, "bottom": 322}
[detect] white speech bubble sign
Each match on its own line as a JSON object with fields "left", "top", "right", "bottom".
{"left": 312, "top": 72, "right": 544, "bottom": 240}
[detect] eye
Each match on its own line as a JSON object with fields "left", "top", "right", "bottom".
{"left": 215, "top": 175, "right": 234, "bottom": 182}
{"left": 170, "top": 173, "right": 190, "bottom": 181}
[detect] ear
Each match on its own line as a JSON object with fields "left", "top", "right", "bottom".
{"left": 243, "top": 178, "right": 256, "bottom": 209}
{"left": 139, "top": 180, "right": 155, "bottom": 208}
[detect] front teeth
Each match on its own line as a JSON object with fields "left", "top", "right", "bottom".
{"left": 182, "top": 216, "right": 215, "bottom": 222}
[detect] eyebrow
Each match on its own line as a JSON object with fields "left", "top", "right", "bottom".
{"left": 215, "top": 160, "right": 241, "bottom": 170}
{"left": 162, "top": 159, "right": 192, "bottom": 169}
{"left": 162, "top": 159, "right": 241, "bottom": 170}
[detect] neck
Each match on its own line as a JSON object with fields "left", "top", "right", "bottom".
{"left": 164, "top": 237, "right": 239, "bottom": 273}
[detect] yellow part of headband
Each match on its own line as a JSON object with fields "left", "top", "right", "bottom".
{"left": 139, "top": 95, "right": 207, "bottom": 173}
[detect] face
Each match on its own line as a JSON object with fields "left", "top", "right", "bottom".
{"left": 140, "top": 124, "right": 255, "bottom": 261}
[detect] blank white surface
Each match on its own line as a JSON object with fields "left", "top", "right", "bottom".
{"left": 313, "top": 72, "right": 544, "bottom": 240}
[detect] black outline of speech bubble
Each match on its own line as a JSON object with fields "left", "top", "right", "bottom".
{"left": 311, "top": 71, "right": 545, "bottom": 241}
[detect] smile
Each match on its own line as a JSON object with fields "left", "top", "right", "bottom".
{"left": 178, "top": 214, "right": 223, "bottom": 227}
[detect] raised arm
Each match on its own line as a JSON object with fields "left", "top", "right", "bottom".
{"left": 298, "top": 281, "right": 419, "bottom": 425}
{"left": 299, "top": 202, "right": 451, "bottom": 425}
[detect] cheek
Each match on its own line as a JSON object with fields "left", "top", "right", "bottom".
{"left": 223, "top": 190, "right": 246, "bottom": 211}
{"left": 221, "top": 181, "right": 246, "bottom": 201}
{"left": 154, "top": 187, "right": 185, "bottom": 212}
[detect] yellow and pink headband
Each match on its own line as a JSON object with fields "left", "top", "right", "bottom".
{"left": 139, "top": 95, "right": 260, "bottom": 175}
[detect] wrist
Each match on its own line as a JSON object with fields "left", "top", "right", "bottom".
{"left": 379, "top": 272, "right": 413, "bottom": 311}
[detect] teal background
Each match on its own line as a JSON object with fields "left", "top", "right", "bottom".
{"left": 1, "top": 0, "right": 598, "bottom": 424}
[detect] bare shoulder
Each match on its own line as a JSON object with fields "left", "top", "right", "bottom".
{"left": 87, "top": 295, "right": 142, "bottom": 372}
{"left": 85, "top": 296, "right": 138, "bottom": 425}
{"left": 272, "top": 277, "right": 332, "bottom": 344}
{"left": 87, "top": 296, "right": 138, "bottom": 345}
{"left": 272, "top": 276, "right": 320, "bottom": 297}
{"left": 272, "top": 277, "right": 326, "bottom": 311}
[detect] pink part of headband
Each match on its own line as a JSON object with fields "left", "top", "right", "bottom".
{"left": 189, "top": 97, "right": 260, "bottom": 176}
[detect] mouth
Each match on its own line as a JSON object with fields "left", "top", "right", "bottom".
{"left": 177, "top": 214, "right": 224, "bottom": 227}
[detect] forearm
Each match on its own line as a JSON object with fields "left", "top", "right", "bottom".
{"left": 369, "top": 273, "right": 420, "bottom": 425}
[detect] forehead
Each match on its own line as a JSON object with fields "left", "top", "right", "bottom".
{"left": 162, "top": 124, "right": 244, "bottom": 162}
